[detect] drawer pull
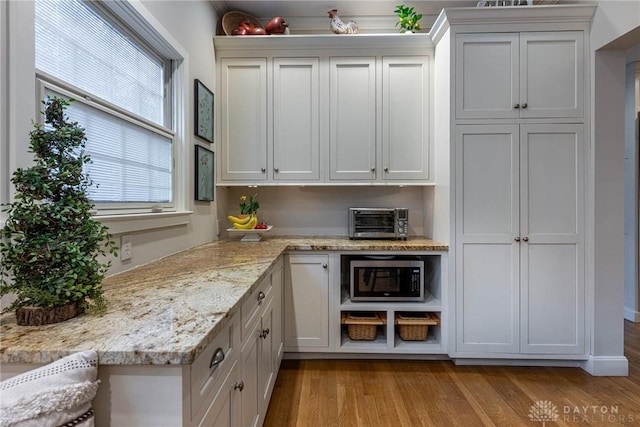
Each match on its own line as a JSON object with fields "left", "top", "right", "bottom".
{"left": 209, "top": 347, "right": 225, "bottom": 371}
{"left": 257, "top": 291, "right": 266, "bottom": 304}
{"left": 260, "top": 328, "right": 270, "bottom": 339}
{"left": 234, "top": 381, "right": 244, "bottom": 391}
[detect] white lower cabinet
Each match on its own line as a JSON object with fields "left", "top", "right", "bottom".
{"left": 283, "top": 254, "right": 331, "bottom": 351}
{"left": 197, "top": 360, "right": 241, "bottom": 427}
{"left": 240, "top": 259, "right": 283, "bottom": 427}
{"left": 454, "top": 124, "right": 585, "bottom": 357}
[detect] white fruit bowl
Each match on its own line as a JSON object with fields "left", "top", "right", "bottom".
{"left": 226, "top": 225, "right": 273, "bottom": 242}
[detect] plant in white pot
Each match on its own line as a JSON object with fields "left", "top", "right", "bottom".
{"left": 0, "top": 97, "right": 117, "bottom": 325}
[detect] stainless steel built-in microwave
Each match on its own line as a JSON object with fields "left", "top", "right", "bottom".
{"left": 350, "top": 257, "right": 424, "bottom": 302}
{"left": 348, "top": 208, "right": 409, "bottom": 240}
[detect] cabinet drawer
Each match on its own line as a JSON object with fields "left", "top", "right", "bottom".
{"left": 190, "top": 312, "right": 240, "bottom": 420}
{"left": 241, "top": 274, "right": 273, "bottom": 339}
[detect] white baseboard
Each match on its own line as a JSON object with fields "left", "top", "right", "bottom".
{"left": 624, "top": 307, "right": 640, "bottom": 322}
{"left": 581, "top": 356, "right": 629, "bottom": 376}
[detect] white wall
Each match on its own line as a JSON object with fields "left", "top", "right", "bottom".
{"left": 588, "top": 0, "right": 640, "bottom": 375}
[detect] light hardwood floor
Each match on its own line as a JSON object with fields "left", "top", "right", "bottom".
{"left": 264, "top": 321, "right": 640, "bottom": 426}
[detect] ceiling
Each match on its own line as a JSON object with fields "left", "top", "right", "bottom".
{"left": 209, "top": 0, "right": 565, "bottom": 34}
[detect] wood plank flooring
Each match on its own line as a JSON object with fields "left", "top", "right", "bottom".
{"left": 264, "top": 321, "right": 640, "bottom": 427}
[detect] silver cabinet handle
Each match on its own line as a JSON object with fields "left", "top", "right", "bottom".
{"left": 522, "top": 236, "right": 529, "bottom": 242}
{"left": 260, "top": 328, "right": 270, "bottom": 339}
{"left": 257, "top": 291, "right": 265, "bottom": 304}
{"left": 234, "top": 381, "right": 244, "bottom": 391}
{"left": 209, "top": 347, "right": 225, "bottom": 371}
{"left": 514, "top": 237, "right": 520, "bottom": 242}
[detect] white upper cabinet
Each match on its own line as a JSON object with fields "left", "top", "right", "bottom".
{"left": 382, "top": 56, "right": 430, "bottom": 181}
{"left": 329, "top": 57, "right": 377, "bottom": 181}
{"left": 214, "top": 35, "right": 434, "bottom": 186}
{"left": 220, "top": 58, "right": 268, "bottom": 182}
{"left": 273, "top": 57, "right": 320, "bottom": 182}
{"left": 455, "top": 31, "right": 584, "bottom": 120}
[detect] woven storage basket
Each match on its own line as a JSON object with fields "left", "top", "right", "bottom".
{"left": 341, "top": 312, "right": 385, "bottom": 341}
{"left": 222, "top": 11, "right": 263, "bottom": 35}
{"left": 395, "top": 312, "right": 439, "bottom": 341}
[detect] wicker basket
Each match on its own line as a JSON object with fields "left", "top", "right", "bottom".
{"left": 222, "top": 11, "right": 263, "bottom": 35}
{"left": 395, "top": 312, "right": 439, "bottom": 341}
{"left": 341, "top": 312, "right": 385, "bottom": 341}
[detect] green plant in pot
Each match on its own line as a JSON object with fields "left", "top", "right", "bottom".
{"left": 394, "top": 4, "right": 422, "bottom": 33}
{"left": 0, "top": 97, "right": 117, "bottom": 326}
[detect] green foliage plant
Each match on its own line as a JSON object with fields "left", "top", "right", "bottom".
{"left": 0, "top": 97, "right": 117, "bottom": 316}
{"left": 394, "top": 4, "right": 422, "bottom": 33}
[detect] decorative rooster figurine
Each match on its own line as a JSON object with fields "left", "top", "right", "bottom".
{"left": 328, "top": 9, "right": 358, "bottom": 34}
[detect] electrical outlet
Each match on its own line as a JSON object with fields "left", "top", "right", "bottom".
{"left": 121, "top": 235, "right": 132, "bottom": 261}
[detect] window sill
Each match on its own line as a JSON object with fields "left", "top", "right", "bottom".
{"left": 96, "top": 211, "right": 193, "bottom": 235}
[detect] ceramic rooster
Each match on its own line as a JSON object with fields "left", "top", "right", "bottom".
{"left": 328, "top": 9, "right": 358, "bottom": 34}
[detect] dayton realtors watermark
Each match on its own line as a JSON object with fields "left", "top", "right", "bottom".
{"left": 529, "top": 400, "right": 637, "bottom": 425}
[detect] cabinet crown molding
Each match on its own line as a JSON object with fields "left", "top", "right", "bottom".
{"left": 437, "top": 4, "right": 596, "bottom": 28}
{"left": 213, "top": 33, "right": 434, "bottom": 52}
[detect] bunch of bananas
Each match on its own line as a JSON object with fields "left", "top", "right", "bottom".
{"left": 228, "top": 214, "right": 257, "bottom": 229}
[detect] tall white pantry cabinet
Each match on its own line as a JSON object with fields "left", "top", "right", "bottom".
{"left": 431, "top": 5, "right": 596, "bottom": 360}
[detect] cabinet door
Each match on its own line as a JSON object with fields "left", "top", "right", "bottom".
{"left": 240, "top": 322, "right": 261, "bottom": 427}
{"left": 273, "top": 58, "right": 320, "bottom": 181}
{"left": 329, "top": 57, "right": 376, "bottom": 180}
{"left": 455, "top": 33, "right": 519, "bottom": 120}
{"left": 284, "top": 254, "right": 330, "bottom": 349}
{"left": 455, "top": 125, "right": 520, "bottom": 354}
{"left": 259, "top": 297, "right": 275, "bottom": 418}
{"left": 220, "top": 58, "right": 268, "bottom": 181}
{"left": 382, "top": 56, "right": 430, "bottom": 181}
{"left": 197, "top": 360, "right": 241, "bottom": 427}
{"left": 520, "top": 32, "right": 584, "bottom": 119}
{"left": 520, "top": 124, "right": 585, "bottom": 354}
{"left": 270, "top": 260, "right": 284, "bottom": 367}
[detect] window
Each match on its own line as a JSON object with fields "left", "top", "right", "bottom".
{"left": 34, "top": 0, "right": 175, "bottom": 212}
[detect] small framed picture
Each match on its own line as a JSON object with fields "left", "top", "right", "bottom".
{"left": 195, "top": 79, "right": 214, "bottom": 144}
{"left": 195, "top": 145, "right": 214, "bottom": 201}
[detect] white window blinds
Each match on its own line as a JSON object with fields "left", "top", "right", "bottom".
{"left": 35, "top": 0, "right": 174, "bottom": 208}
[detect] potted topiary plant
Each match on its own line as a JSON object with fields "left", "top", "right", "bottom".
{"left": 394, "top": 4, "right": 422, "bottom": 33}
{"left": 0, "top": 97, "right": 117, "bottom": 326}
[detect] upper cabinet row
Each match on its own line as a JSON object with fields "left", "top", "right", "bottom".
{"left": 215, "top": 38, "right": 432, "bottom": 186}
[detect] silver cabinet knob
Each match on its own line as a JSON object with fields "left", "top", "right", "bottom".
{"left": 257, "top": 291, "right": 265, "bottom": 304}
{"left": 521, "top": 103, "right": 528, "bottom": 109}
{"left": 371, "top": 167, "right": 375, "bottom": 172}
{"left": 384, "top": 167, "right": 389, "bottom": 172}
{"left": 274, "top": 168, "right": 279, "bottom": 173}
{"left": 234, "top": 381, "right": 244, "bottom": 391}
{"left": 261, "top": 168, "right": 266, "bottom": 172}
{"left": 514, "top": 103, "right": 520, "bottom": 109}
{"left": 260, "top": 328, "right": 270, "bottom": 339}
{"left": 514, "top": 237, "right": 520, "bottom": 242}
{"left": 322, "top": 263, "right": 327, "bottom": 269}
{"left": 522, "top": 236, "right": 529, "bottom": 242}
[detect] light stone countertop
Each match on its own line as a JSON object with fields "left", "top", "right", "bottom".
{"left": 0, "top": 237, "right": 447, "bottom": 366}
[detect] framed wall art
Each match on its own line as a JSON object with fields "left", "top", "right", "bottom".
{"left": 195, "top": 145, "right": 214, "bottom": 201}
{"left": 195, "top": 79, "right": 214, "bottom": 143}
